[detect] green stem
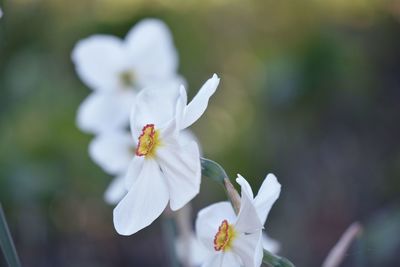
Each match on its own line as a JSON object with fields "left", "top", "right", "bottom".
{"left": 263, "top": 249, "right": 295, "bottom": 267}
{"left": 0, "top": 203, "right": 22, "bottom": 267}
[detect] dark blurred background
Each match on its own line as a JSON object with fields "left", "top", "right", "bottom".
{"left": 1, "top": 0, "right": 400, "bottom": 266}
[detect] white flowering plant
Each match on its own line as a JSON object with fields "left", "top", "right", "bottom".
{"left": 69, "top": 17, "right": 294, "bottom": 267}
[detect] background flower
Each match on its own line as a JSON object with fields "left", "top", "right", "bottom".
{"left": 72, "top": 19, "right": 183, "bottom": 134}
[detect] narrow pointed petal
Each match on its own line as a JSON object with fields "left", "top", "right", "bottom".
{"left": 195, "top": 202, "right": 236, "bottom": 251}
{"left": 113, "top": 160, "right": 169, "bottom": 235}
{"left": 104, "top": 175, "right": 128, "bottom": 205}
{"left": 235, "top": 185, "right": 263, "bottom": 234}
{"left": 72, "top": 35, "right": 126, "bottom": 90}
{"left": 181, "top": 74, "right": 220, "bottom": 129}
{"left": 76, "top": 91, "right": 135, "bottom": 134}
{"left": 125, "top": 19, "right": 178, "bottom": 85}
{"left": 232, "top": 232, "right": 263, "bottom": 267}
{"left": 157, "top": 141, "right": 201, "bottom": 211}
{"left": 89, "top": 131, "right": 134, "bottom": 175}
{"left": 236, "top": 174, "right": 255, "bottom": 200}
{"left": 254, "top": 174, "right": 281, "bottom": 224}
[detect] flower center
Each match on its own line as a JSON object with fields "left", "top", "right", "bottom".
{"left": 213, "top": 220, "right": 236, "bottom": 252}
{"left": 135, "top": 124, "right": 161, "bottom": 158}
{"left": 119, "top": 70, "right": 135, "bottom": 88}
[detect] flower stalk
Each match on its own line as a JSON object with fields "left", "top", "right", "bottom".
{"left": 263, "top": 249, "right": 295, "bottom": 267}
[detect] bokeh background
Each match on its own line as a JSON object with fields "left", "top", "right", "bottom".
{"left": 1, "top": 0, "right": 400, "bottom": 266}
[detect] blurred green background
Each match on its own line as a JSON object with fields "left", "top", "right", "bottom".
{"left": 1, "top": 0, "right": 400, "bottom": 266}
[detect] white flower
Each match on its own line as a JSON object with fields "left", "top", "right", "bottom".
{"left": 88, "top": 85, "right": 203, "bottom": 205}
{"left": 113, "top": 74, "right": 220, "bottom": 235}
{"left": 195, "top": 178, "right": 265, "bottom": 267}
{"left": 236, "top": 174, "right": 281, "bottom": 253}
{"left": 72, "top": 18, "right": 183, "bottom": 134}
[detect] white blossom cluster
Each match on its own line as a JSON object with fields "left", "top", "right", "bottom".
{"left": 73, "top": 19, "right": 282, "bottom": 267}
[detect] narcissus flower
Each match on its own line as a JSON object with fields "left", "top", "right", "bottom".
{"left": 72, "top": 19, "right": 182, "bottom": 133}
{"left": 113, "top": 74, "right": 220, "bottom": 235}
{"left": 90, "top": 128, "right": 200, "bottom": 205}
{"left": 195, "top": 177, "right": 265, "bottom": 267}
{"left": 236, "top": 174, "right": 281, "bottom": 253}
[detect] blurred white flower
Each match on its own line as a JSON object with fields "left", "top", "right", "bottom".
{"left": 236, "top": 174, "right": 281, "bottom": 253}
{"left": 0, "top": 7, "right": 3, "bottom": 19}
{"left": 89, "top": 131, "right": 134, "bottom": 204}
{"left": 113, "top": 74, "right": 220, "bottom": 235}
{"left": 72, "top": 18, "right": 183, "bottom": 134}
{"left": 195, "top": 179, "right": 264, "bottom": 267}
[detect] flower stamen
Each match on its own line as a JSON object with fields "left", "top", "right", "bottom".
{"left": 120, "top": 70, "right": 135, "bottom": 88}
{"left": 213, "top": 219, "right": 236, "bottom": 251}
{"left": 136, "top": 124, "right": 160, "bottom": 158}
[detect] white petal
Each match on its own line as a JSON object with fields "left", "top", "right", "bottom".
{"left": 262, "top": 232, "right": 281, "bottom": 254}
{"left": 181, "top": 129, "right": 202, "bottom": 155}
{"left": 89, "top": 131, "right": 134, "bottom": 175}
{"left": 125, "top": 156, "right": 145, "bottom": 190}
{"left": 113, "top": 160, "right": 169, "bottom": 235}
{"left": 71, "top": 35, "right": 126, "bottom": 90}
{"left": 181, "top": 74, "right": 220, "bottom": 129}
{"left": 232, "top": 232, "right": 263, "bottom": 267}
{"left": 254, "top": 174, "right": 281, "bottom": 224}
{"left": 104, "top": 175, "right": 128, "bottom": 205}
{"left": 130, "top": 86, "right": 180, "bottom": 138}
{"left": 125, "top": 19, "right": 178, "bottom": 86}
{"left": 236, "top": 174, "right": 255, "bottom": 200}
{"left": 76, "top": 91, "right": 135, "bottom": 134}
{"left": 235, "top": 184, "right": 263, "bottom": 234}
{"left": 157, "top": 141, "right": 201, "bottom": 211}
{"left": 202, "top": 254, "right": 223, "bottom": 267}
{"left": 195, "top": 202, "right": 236, "bottom": 251}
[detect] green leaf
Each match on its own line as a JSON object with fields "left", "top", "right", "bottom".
{"left": 200, "top": 157, "right": 228, "bottom": 184}
{"left": 0, "top": 204, "right": 22, "bottom": 267}
{"left": 263, "top": 249, "right": 295, "bottom": 267}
